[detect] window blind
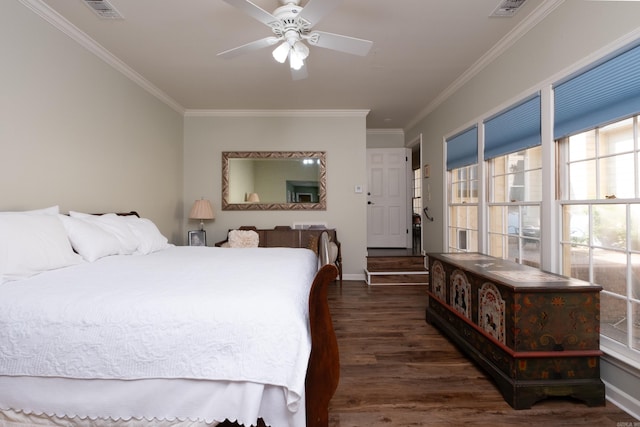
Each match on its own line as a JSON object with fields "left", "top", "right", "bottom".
{"left": 554, "top": 43, "right": 640, "bottom": 139}
{"left": 446, "top": 126, "right": 478, "bottom": 171}
{"left": 484, "top": 94, "right": 541, "bottom": 160}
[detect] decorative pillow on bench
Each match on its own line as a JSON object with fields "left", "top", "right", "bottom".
{"left": 228, "top": 229, "right": 259, "bottom": 248}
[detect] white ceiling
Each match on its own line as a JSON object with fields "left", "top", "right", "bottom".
{"left": 35, "top": 0, "right": 557, "bottom": 129}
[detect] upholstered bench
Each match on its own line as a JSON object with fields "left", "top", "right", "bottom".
{"left": 215, "top": 226, "right": 342, "bottom": 284}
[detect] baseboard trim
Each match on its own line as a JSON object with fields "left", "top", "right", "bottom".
{"left": 603, "top": 379, "right": 640, "bottom": 420}
{"left": 601, "top": 353, "right": 640, "bottom": 420}
{"left": 343, "top": 273, "right": 366, "bottom": 282}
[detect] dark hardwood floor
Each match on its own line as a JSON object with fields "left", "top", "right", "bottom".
{"left": 326, "top": 281, "right": 638, "bottom": 427}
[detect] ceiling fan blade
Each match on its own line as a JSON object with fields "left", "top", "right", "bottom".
{"left": 291, "top": 63, "right": 308, "bottom": 80}
{"left": 218, "top": 36, "right": 279, "bottom": 59}
{"left": 221, "top": 0, "right": 278, "bottom": 27}
{"left": 297, "top": 0, "right": 342, "bottom": 27}
{"left": 307, "top": 31, "right": 373, "bottom": 56}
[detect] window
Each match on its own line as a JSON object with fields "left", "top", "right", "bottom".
{"left": 483, "top": 94, "right": 542, "bottom": 266}
{"left": 446, "top": 126, "right": 478, "bottom": 252}
{"left": 412, "top": 168, "right": 422, "bottom": 216}
{"left": 487, "top": 146, "right": 542, "bottom": 267}
{"left": 558, "top": 116, "right": 640, "bottom": 361}
{"left": 448, "top": 164, "right": 478, "bottom": 252}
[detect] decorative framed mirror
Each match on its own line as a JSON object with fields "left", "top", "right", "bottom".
{"left": 222, "top": 151, "right": 326, "bottom": 210}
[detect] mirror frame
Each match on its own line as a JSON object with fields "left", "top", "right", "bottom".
{"left": 222, "top": 151, "right": 327, "bottom": 211}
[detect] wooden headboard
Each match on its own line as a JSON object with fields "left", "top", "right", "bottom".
{"left": 62, "top": 211, "right": 140, "bottom": 217}
{"left": 114, "top": 211, "right": 139, "bottom": 217}
{"left": 90, "top": 211, "right": 140, "bottom": 217}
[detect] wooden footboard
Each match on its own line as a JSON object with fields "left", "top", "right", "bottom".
{"left": 305, "top": 232, "right": 340, "bottom": 427}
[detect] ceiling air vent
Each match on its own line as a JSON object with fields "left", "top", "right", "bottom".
{"left": 490, "top": 0, "right": 527, "bottom": 17}
{"left": 83, "top": 0, "right": 123, "bottom": 19}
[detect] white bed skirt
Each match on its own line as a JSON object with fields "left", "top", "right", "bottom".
{"left": 0, "top": 376, "right": 305, "bottom": 427}
{"left": 0, "top": 410, "right": 217, "bottom": 427}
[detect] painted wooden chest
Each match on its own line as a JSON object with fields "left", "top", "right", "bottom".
{"left": 426, "top": 252, "right": 605, "bottom": 409}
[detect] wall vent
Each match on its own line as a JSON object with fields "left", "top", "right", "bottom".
{"left": 490, "top": 0, "right": 527, "bottom": 17}
{"left": 83, "top": 0, "right": 123, "bottom": 19}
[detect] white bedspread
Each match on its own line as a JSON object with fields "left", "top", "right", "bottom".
{"left": 0, "top": 246, "right": 318, "bottom": 424}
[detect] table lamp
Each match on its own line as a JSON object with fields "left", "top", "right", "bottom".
{"left": 189, "top": 198, "right": 215, "bottom": 231}
{"left": 246, "top": 193, "right": 260, "bottom": 203}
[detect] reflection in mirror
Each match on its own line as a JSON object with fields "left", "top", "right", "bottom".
{"left": 228, "top": 159, "right": 320, "bottom": 203}
{"left": 222, "top": 151, "right": 326, "bottom": 210}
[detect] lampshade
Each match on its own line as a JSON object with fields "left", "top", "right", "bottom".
{"left": 272, "top": 42, "right": 290, "bottom": 64}
{"left": 189, "top": 199, "right": 214, "bottom": 230}
{"left": 246, "top": 193, "right": 260, "bottom": 203}
{"left": 272, "top": 38, "right": 308, "bottom": 70}
{"left": 289, "top": 50, "right": 304, "bottom": 70}
{"left": 292, "top": 40, "right": 309, "bottom": 60}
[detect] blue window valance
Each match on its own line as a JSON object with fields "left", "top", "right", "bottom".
{"left": 554, "top": 43, "right": 640, "bottom": 139}
{"left": 446, "top": 126, "right": 478, "bottom": 171}
{"left": 484, "top": 94, "right": 541, "bottom": 160}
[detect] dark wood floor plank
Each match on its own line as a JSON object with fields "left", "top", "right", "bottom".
{"left": 327, "top": 281, "right": 637, "bottom": 426}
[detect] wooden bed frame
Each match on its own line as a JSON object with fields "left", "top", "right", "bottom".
{"left": 111, "top": 213, "right": 341, "bottom": 427}
{"left": 305, "top": 231, "right": 340, "bottom": 427}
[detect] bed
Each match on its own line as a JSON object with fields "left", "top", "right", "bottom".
{"left": 0, "top": 208, "right": 339, "bottom": 427}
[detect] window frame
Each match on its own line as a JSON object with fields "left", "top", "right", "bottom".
{"left": 557, "top": 115, "right": 640, "bottom": 366}
{"left": 412, "top": 167, "right": 422, "bottom": 217}
{"left": 447, "top": 164, "right": 479, "bottom": 253}
{"left": 486, "top": 146, "right": 543, "bottom": 267}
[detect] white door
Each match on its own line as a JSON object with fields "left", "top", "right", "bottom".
{"left": 367, "top": 148, "right": 410, "bottom": 248}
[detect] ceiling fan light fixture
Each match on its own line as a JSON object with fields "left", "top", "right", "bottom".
{"left": 289, "top": 50, "right": 305, "bottom": 70}
{"left": 219, "top": 0, "right": 374, "bottom": 80}
{"left": 292, "top": 40, "right": 309, "bottom": 60}
{"left": 272, "top": 41, "right": 290, "bottom": 63}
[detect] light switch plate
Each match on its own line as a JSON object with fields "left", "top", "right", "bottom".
{"left": 354, "top": 185, "right": 363, "bottom": 193}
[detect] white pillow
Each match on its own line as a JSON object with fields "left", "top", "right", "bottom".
{"left": 122, "top": 216, "right": 169, "bottom": 255}
{"left": 0, "top": 213, "right": 83, "bottom": 283}
{"left": 58, "top": 215, "right": 122, "bottom": 262}
{"left": 228, "top": 229, "right": 259, "bottom": 248}
{"left": 0, "top": 206, "right": 59, "bottom": 216}
{"left": 69, "top": 212, "right": 139, "bottom": 255}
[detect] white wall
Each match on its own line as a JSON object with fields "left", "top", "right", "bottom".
{"left": 183, "top": 112, "right": 368, "bottom": 279}
{"left": 366, "top": 129, "right": 405, "bottom": 148}
{"left": 405, "top": 0, "right": 640, "bottom": 417}
{"left": 0, "top": 0, "right": 184, "bottom": 242}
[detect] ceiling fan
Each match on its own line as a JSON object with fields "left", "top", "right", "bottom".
{"left": 217, "top": 0, "right": 373, "bottom": 80}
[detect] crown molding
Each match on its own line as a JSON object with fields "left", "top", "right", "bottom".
{"left": 19, "top": 0, "right": 185, "bottom": 115}
{"left": 366, "top": 128, "right": 405, "bottom": 136}
{"left": 405, "top": 0, "right": 565, "bottom": 131}
{"left": 184, "top": 109, "right": 370, "bottom": 118}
